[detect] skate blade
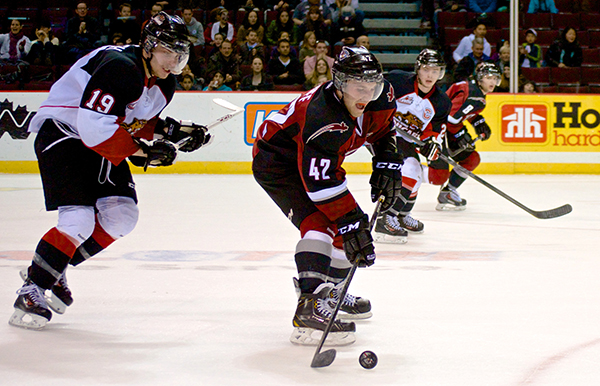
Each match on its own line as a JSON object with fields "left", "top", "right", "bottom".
{"left": 19, "top": 268, "right": 28, "bottom": 281}
{"left": 373, "top": 232, "right": 408, "bottom": 244}
{"left": 435, "top": 203, "right": 467, "bottom": 211}
{"left": 8, "top": 309, "right": 49, "bottom": 330}
{"left": 338, "top": 311, "right": 373, "bottom": 320}
{"left": 405, "top": 228, "right": 425, "bottom": 234}
{"left": 47, "top": 293, "right": 68, "bottom": 314}
{"left": 289, "top": 328, "right": 356, "bottom": 346}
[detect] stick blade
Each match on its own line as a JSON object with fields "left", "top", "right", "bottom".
{"left": 213, "top": 98, "right": 244, "bottom": 112}
{"left": 311, "top": 349, "right": 336, "bottom": 368}
{"left": 533, "top": 204, "right": 572, "bottom": 219}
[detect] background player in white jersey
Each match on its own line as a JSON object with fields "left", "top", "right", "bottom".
{"left": 375, "top": 49, "right": 452, "bottom": 244}
{"left": 253, "top": 47, "right": 402, "bottom": 346}
{"left": 430, "top": 62, "right": 500, "bottom": 210}
{"left": 9, "top": 12, "right": 212, "bottom": 330}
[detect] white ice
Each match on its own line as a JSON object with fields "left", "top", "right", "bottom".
{"left": 0, "top": 173, "right": 599, "bottom": 386}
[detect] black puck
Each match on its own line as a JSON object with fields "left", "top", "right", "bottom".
{"left": 359, "top": 350, "right": 378, "bottom": 369}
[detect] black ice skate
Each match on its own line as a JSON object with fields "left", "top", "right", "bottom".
{"left": 20, "top": 267, "right": 73, "bottom": 314}
{"left": 436, "top": 186, "right": 467, "bottom": 211}
{"left": 9, "top": 279, "right": 52, "bottom": 330}
{"left": 398, "top": 214, "right": 425, "bottom": 233}
{"left": 290, "top": 283, "right": 356, "bottom": 346}
{"left": 373, "top": 214, "right": 408, "bottom": 244}
{"left": 330, "top": 281, "right": 372, "bottom": 320}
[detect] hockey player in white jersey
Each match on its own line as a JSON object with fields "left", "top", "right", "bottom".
{"left": 9, "top": 12, "right": 212, "bottom": 330}
{"left": 375, "top": 49, "right": 452, "bottom": 243}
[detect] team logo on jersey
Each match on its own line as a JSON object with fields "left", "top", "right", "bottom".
{"left": 307, "top": 122, "right": 350, "bottom": 143}
{"left": 127, "top": 101, "right": 137, "bottom": 110}
{"left": 423, "top": 107, "right": 433, "bottom": 120}
{"left": 394, "top": 111, "right": 424, "bottom": 134}
{"left": 119, "top": 118, "right": 148, "bottom": 135}
{"left": 386, "top": 87, "right": 394, "bottom": 103}
{"left": 397, "top": 95, "right": 414, "bottom": 105}
{"left": 0, "top": 99, "right": 35, "bottom": 140}
{"left": 501, "top": 104, "right": 547, "bottom": 143}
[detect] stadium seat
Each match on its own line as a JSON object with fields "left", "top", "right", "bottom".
{"left": 538, "top": 84, "right": 558, "bottom": 93}
{"left": 523, "top": 13, "right": 552, "bottom": 30}
{"left": 581, "top": 66, "right": 600, "bottom": 85}
{"left": 553, "top": 0, "right": 574, "bottom": 12}
{"left": 588, "top": 30, "right": 600, "bottom": 48}
{"left": 589, "top": 85, "right": 600, "bottom": 93}
{"left": 535, "top": 30, "right": 560, "bottom": 47}
{"left": 520, "top": 67, "right": 551, "bottom": 85}
{"left": 264, "top": 10, "right": 277, "bottom": 25}
{"left": 551, "top": 13, "right": 581, "bottom": 30}
{"left": 558, "top": 85, "right": 588, "bottom": 93}
{"left": 580, "top": 13, "right": 600, "bottom": 31}
{"left": 491, "top": 12, "right": 509, "bottom": 29}
{"left": 582, "top": 48, "right": 600, "bottom": 66}
{"left": 443, "top": 28, "right": 466, "bottom": 47}
{"left": 485, "top": 29, "right": 509, "bottom": 45}
{"left": 273, "top": 84, "right": 305, "bottom": 91}
{"left": 438, "top": 12, "right": 467, "bottom": 28}
{"left": 549, "top": 67, "right": 581, "bottom": 85}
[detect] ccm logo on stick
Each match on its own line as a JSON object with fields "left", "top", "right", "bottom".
{"left": 501, "top": 105, "right": 547, "bottom": 143}
{"left": 374, "top": 162, "right": 402, "bottom": 170}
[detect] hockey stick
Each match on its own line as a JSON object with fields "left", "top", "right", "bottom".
{"left": 311, "top": 196, "right": 384, "bottom": 368}
{"left": 396, "top": 128, "right": 572, "bottom": 219}
{"left": 446, "top": 135, "right": 482, "bottom": 158}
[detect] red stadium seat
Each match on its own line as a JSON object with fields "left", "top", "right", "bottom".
{"left": 582, "top": 48, "right": 600, "bottom": 66}
{"left": 554, "top": 0, "right": 574, "bottom": 12}
{"left": 264, "top": 10, "right": 277, "bottom": 25}
{"left": 523, "top": 13, "right": 552, "bottom": 30}
{"left": 535, "top": 30, "right": 560, "bottom": 47}
{"left": 588, "top": 30, "right": 600, "bottom": 48}
{"left": 551, "top": 13, "right": 581, "bottom": 30}
{"left": 581, "top": 66, "right": 600, "bottom": 85}
{"left": 589, "top": 85, "right": 600, "bottom": 93}
{"left": 580, "top": 13, "right": 600, "bottom": 31}
{"left": 520, "top": 67, "right": 551, "bottom": 85}
{"left": 549, "top": 67, "right": 581, "bottom": 85}
{"left": 558, "top": 85, "right": 588, "bottom": 93}
{"left": 273, "top": 84, "right": 305, "bottom": 91}
{"left": 538, "top": 84, "right": 558, "bottom": 93}
{"left": 485, "top": 29, "right": 509, "bottom": 45}
{"left": 491, "top": 12, "right": 509, "bottom": 29}
{"left": 443, "top": 28, "right": 466, "bottom": 47}
{"left": 438, "top": 12, "right": 467, "bottom": 28}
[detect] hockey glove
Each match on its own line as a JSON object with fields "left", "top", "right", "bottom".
{"left": 454, "top": 127, "right": 473, "bottom": 150}
{"left": 369, "top": 152, "right": 403, "bottom": 212}
{"left": 472, "top": 115, "right": 491, "bottom": 141}
{"left": 337, "top": 208, "right": 376, "bottom": 267}
{"left": 420, "top": 136, "right": 442, "bottom": 161}
{"left": 162, "top": 117, "right": 212, "bottom": 152}
{"left": 137, "top": 138, "right": 177, "bottom": 171}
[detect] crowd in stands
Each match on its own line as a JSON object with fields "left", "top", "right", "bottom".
{"left": 0, "top": 0, "right": 368, "bottom": 91}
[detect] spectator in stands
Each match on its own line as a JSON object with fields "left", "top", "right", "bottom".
{"left": 519, "top": 29, "right": 542, "bottom": 68}
{"left": 65, "top": 2, "right": 100, "bottom": 63}
{"left": 182, "top": 8, "right": 205, "bottom": 47}
{"left": 109, "top": 3, "right": 140, "bottom": 45}
{"left": 527, "top": 0, "right": 558, "bottom": 13}
{"left": 267, "top": 10, "right": 298, "bottom": 46}
{"left": 177, "top": 74, "right": 202, "bottom": 90}
{"left": 545, "top": 27, "right": 582, "bottom": 68}
{"left": 452, "top": 20, "right": 491, "bottom": 63}
{"left": 207, "top": 32, "right": 225, "bottom": 57}
{"left": 330, "top": 6, "right": 365, "bottom": 47}
{"left": 356, "top": 34, "right": 370, "bottom": 49}
{"left": 268, "top": 38, "right": 304, "bottom": 84}
{"left": 293, "top": 0, "right": 332, "bottom": 26}
{"left": 495, "top": 44, "right": 509, "bottom": 73}
{"left": 241, "top": 56, "right": 274, "bottom": 90}
{"left": 453, "top": 37, "right": 491, "bottom": 81}
{"left": 299, "top": 31, "right": 317, "bottom": 62}
{"left": 203, "top": 69, "right": 233, "bottom": 91}
{"left": 303, "top": 39, "right": 334, "bottom": 76}
{"left": 141, "top": 3, "right": 163, "bottom": 31}
{"left": 266, "top": 0, "right": 295, "bottom": 12}
{"left": 304, "top": 56, "right": 331, "bottom": 89}
{"left": 207, "top": 39, "right": 242, "bottom": 89}
{"left": 327, "top": 0, "right": 365, "bottom": 23}
{"left": 237, "top": 10, "right": 265, "bottom": 46}
{"left": 240, "top": 30, "right": 266, "bottom": 64}
{"left": 269, "top": 31, "right": 299, "bottom": 58}
{"left": 520, "top": 80, "right": 538, "bottom": 93}
{"left": 298, "top": 5, "right": 331, "bottom": 42}
{"left": 0, "top": 19, "right": 32, "bottom": 62}
{"left": 205, "top": 8, "right": 236, "bottom": 45}
{"left": 27, "top": 19, "right": 59, "bottom": 66}
{"left": 467, "top": 0, "right": 497, "bottom": 13}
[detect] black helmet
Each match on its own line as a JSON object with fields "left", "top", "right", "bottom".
{"left": 332, "top": 46, "right": 384, "bottom": 99}
{"left": 142, "top": 11, "right": 191, "bottom": 74}
{"left": 414, "top": 48, "right": 446, "bottom": 80}
{"left": 476, "top": 62, "right": 501, "bottom": 86}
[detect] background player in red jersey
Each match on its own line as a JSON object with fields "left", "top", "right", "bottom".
{"left": 374, "top": 49, "right": 452, "bottom": 244}
{"left": 9, "top": 12, "right": 211, "bottom": 330}
{"left": 252, "top": 47, "right": 402, "bottom": 346}
{"left": 429, "top": 62, "right": 501, "bottom": 210}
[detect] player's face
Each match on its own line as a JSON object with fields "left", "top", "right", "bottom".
{"left": 417, "top": 65, "right": 442, "bottom": 91}
{"left": 149, "top": 44, "right": 188, "bottom": 78}
{"left": 479, "top": 75, "right": 498, "bottom": 94}
{"left": 341, "top": 79, "right": 381, "bottom": 118}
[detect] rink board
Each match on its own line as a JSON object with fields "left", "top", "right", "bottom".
{"left": 1, "top": 91, "right": 599, "bottom": 174}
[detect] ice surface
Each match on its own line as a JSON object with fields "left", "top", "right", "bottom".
{"left": 0, "top": 173, "right": 599, "bottom": 386}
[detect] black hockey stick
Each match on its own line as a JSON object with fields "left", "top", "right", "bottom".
{"left": 311, "top": 197, "right": 384, "bottom": 368}
{"left": 396, "top": 129, "right": 572, "bottom": 219}
{"left": 446, "top": 135, "right": 482, "bottom": 158}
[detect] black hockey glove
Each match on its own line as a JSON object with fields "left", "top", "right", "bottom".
{"left": 162, "top": 117, "right": 212, "bottom": 152}
{"left": 454, "top": 127, "right": 473, "bottom": 150}
{"left": 337, "top": 208, "right": 376, "bottom": 267}
{"left": 369, "top": 152, "right": 403, "bottom": 213}
{"left": 420, "top": 136, "right": 442, "bottom": 161}
{"left": 137, "top": 138, "right": 177, "bottom": 171}
{"left": 472, "top": 115, "right": 491, "bottom": 141}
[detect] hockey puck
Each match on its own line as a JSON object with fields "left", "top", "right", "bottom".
{"left": 359, "top": 350, "right": 378, "bottom": 369}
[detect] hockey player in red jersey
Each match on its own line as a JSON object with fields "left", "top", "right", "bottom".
{"left": 374, "top": 49, "right": 452, "bottom": 244}
{"left": 9, "top": 12, "right": 212, "bottom": 330}
{"left": 430, "top": 62, "right": 500, "bottom": 210}
{"left": 252, "top": 47, "right": 402, "bottom": 346}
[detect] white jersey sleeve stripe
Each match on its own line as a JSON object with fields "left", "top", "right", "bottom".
{"left": 307, "top": 180, "right": 348, "bottom": 203}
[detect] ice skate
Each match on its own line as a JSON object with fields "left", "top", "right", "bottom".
{"left": 330, "top": 281, "right": 372, "bottom": 320}
{"left": 20, "top": 267, "right": 73, "bottom": 314}
{"left": 398, "top": 214, "right": 424, "bottom": 233}
{"left": 9, "top": 279, "right": 52, "bottom": 330}
{"left": 436, "top": 186, "right": 467, "bottom": 211}
{"left": 290, "top": 283, "right": 356, "bottom": 346}
{"left": 373, "top": 214, "right": 408, "bottom": 244}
